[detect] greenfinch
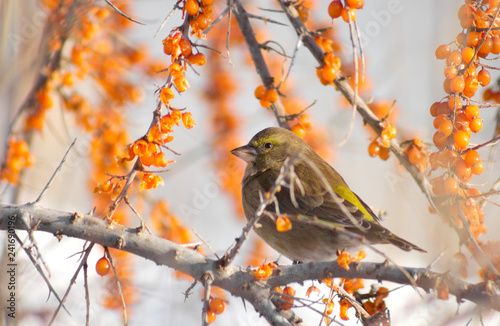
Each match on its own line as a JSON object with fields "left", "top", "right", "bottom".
{"left": 231, "top": 127, "right": 424, "bottom": 262}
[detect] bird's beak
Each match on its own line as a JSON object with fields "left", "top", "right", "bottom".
{"left": 230, "top": 145, "right": 257, "bottom": 163}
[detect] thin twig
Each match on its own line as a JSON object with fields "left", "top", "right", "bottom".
{"left": 104, "top": 0, "right": 144, "bottom": 25}
{"left": 105, "top": 247, "right": 129, "bottom": 326}
{"left": 33, "top": 139, "right": 76, "bottom": 204}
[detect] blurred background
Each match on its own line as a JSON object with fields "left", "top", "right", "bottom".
{"left": 1, "top": 0, "right": 499, "bottom": 325}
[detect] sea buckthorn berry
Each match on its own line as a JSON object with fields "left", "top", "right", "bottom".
{"left": 464, "top": 149, "right": 480, "bottom": 167}
{"left": 466, "top": 65, "right": 476, "bottom": 77}
{"left": 446, "top": 50, "right": 462, "bottom": 66}
{"left": 265, "top": 89, "right": 279, "bottom": 103}
{"left": 463, "top": 76, "right": 479, "bottom": 97}
{"left": 276, "top": 215, "right": 292, "bottom": 232}
{"left": 437, "top": 102, "right": 451, "bottom": 116}
{"left": 461, "top": 46, "right": 475, "bottom": 63}
{"left": 471, "top": 161, "right": 484, "bottom": 175}
{"left": 96, "top": 257, "right": 110, "bottom": 276}
{"left": 457, "top": 32, "right": 467, "bottom": 45}
{"left": 435, "top": 44, "right": 450, "bottom": 60}
{"left": 466, "top": 32, "right": 480, "bottom": 47}
{"left": 292, "top": 124, "right": 306, "bottom": 138}
{"left": 438, "top": 119, "right": 453, "bottom": 137}
{"left": 492, "top": 36, "right": 500, "bottom": 54}
{"left": 450, "top": 76, "right": 465, "bottom": 93}
{"left": 433, "top": 114, "right": 449, "bottom": 129}
{"left": 254, "top": 85, "right": 266, "bottom": 99}
{"left": 433, "top": 131, "right": 448, "bottom": 150}
{"left": 470, "top": 118, "right": 483, "bottom": 132}
{"left": 464, "top": 105, "right": 480, "bottom": 120}
{"left": 259, "top": 98, "right": 271, "bottom": 108}
{"left": 209, "top": 298, "right": 226, "bottom": 314}
{"left": 455, "top": 159, "right": 472, "bottom": 182}
{"left": 62, "top": 72, "right": 74, "bottom": 86}
{"left": 341, "top": 7, "right": 356, "bottom": 22}
{"left": 430, "top": 176, "right": 445, "bottom": 196}
{"left": 368, "top": 140, "right": 380, "bottom": 157}
{"left": 478, "top": 69, "right": 491, "bottom": 86}
{"left": 453, "top": 130, "right": 470, "bottom": 150}
{"left": 179, "top": 38, "right": 192, "bottom": 57}
{"left": 328, "top": 0, "right": 343, "bottom": 19}
{"left": 478, "top": 37, "right": 493, "bottom": 57}
{"left": 407, "top": 146, "right": 423, "bottom": 165}
{"left": 378, "top": 146, "right": 390, "bottom": 160}
{"left": 187, "top": 52, "right": 206, "bottom": 66}
{"left": 346, "top": 0, "right": 364, "bottom": 9}
{"left": 447, "top": 95, "right": 462, "bottom": 110}
{"left": 185, "top": 0, "right": 199, "bottom": 16}
{"left": 430, "top": 102, "right": 440, "bottom": 117}
{"left": 458, "top": 4, "right": 474, "bottom": 28}
{"left": 206, "top": 310, "right": 216, "bottom": 324}
{"left": 444, "top": 176, "right": 458, "bottom": 195}
{"left": 195, "top": 13, "right": 210, "bottom": 30}
{"left": 322, "top": 66, "right": 337, "bottom": 82}
{"left": 443, "top": 79, "right": 451, "bottom": 94}
{"left": 444, "top": 66, "right": 457, "bottom": 79}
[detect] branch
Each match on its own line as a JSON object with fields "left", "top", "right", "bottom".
{"left": 1, "top": 203, "right": 498, "bottom": 320}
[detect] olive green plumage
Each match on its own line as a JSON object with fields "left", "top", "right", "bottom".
{"left": 231, "top": 127, "right": 424, "bottom": 262}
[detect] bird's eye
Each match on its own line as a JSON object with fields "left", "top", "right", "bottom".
{"left": 264, "top": 142, "right": 273, "bottom": 149}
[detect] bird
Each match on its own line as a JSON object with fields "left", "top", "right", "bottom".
{"left": 231, "top": 127, "right": 425, "bottom": 263}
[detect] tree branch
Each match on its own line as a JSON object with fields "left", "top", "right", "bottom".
{"left": 1, "top": 203, "right": 498, "bottom": 322}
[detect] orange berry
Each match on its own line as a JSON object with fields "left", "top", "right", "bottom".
{"left": 470, "top": 118, "right": 483, "bottom": 133}
{"left": 206, "top": 310, "right": 216, "bottom": 324}
{"left": 209, "top": 298, "right": 226, "bottom": 314}
{"left": 430, "top": 176, "right": 445, "bottom": 196}
{"left": 259, "top": 98, "right": 271, "bottom": 108}
{"left": 62, "top": 72, "right": 74, "bottom": 86}
{"left": 453, "top": 130, "right": 469, "bottom": 150}
{"left": 276, "top": 215, "right": 292, "bottom": 232}
{"left": 346, "top": 0, "right": 364, "bottom": 9}
{"left": 443, "top": 79, "right": 452, "bottom": 94}
{"left": 368, "top": 140, "right": 380, "bottom": 157}
{"left": 433, "top": 114, "right": 449, "bottom": 129}
{"left": 456, "top": 159, "right": 472, "bottom": 182}
{"left": 341, "top": 7, "right": 355, "bottom": 22}
{"left": 450, "top": 76, "right": 465, "bottom": 93}
{"left": 464, "top": 76, "right": 479, "bottom": 97}
{"left": 466, "top": 32, "right": 481, "bottom": 47}
{"left": 444, "top": 66, "right": 457, "bottom": 79}
{"left": 437, "top": 102, "right": 451, "bottom": 116}
{"left": 187, "top": 52, "right": 206, "bottom": 66}
{"left": 195, "top": 13, "right": 210, "bottom": 30}
{"left": 292, "top": 123, "right": 306, "bottom": 138}
{"left": 254, "top": 85, "right": 266, "bottom": 99}
{"left": 461, "top": 46, "right": 475, "bottom": 63}
{"left": 446, "top": 50, "right": 462, "bottom": 66}
{"left": 478, "top": 37, "right": 493, "bottom": 57}
{"left": 407, "top": 146, "right": 423, "bottom": 165}
{"left": 458, "top": 4, "right": 474, "bottom": 28}
{"left": 464, "top": 105, "right": 480, "bottom": 120}
{"left": 433, "top": 131, "right": 448, "bottom": 150}
{"left": 492, "top": 36, "right": 500, "bottom": 54}
{"left": 328, "top": 0, "right": 343, "bottom": 19}
{"left": 435, "top": 44, "right": 450, "bottom": 59}
{"left": 444, "top": 176, "right": 458, "bottom": 195}
{"left": 478, "top": 69, "right": 491, "bottom": 86}
{"left": 321, "top": 66, "right": 337, "bottom": 82}
{"left": 378, "top": 146, "right": 390, "bottom": 161}
{"left": 457, "top": 32, "right": 467, "bottom": 45}
{"left": 96, "top": 257, "right": 110, "bottom": 276}
{"left": 253, "top": 264, "right": 273, "bottom": 280}
{"left": 179, "top": 38, "right": 192, "bottom": 57}
{"left": 471, "top": 161, "right": 484, "bottom": 175}
{"left": 464, "top": 149, "right": 480, "bottom": 167}
{"left": 447, "top": 95, "right": 462, "bottom": 110}
{"left": 185, "top": 0, "right": 199, "bottom": 16}
{"left": 430, "top": 102, "right": 440, "bottom": 117}
{"left": 265, "top": 89, "right": 278, "bottom": 103}
{"left": 438, "top": 119, "right": 453, "bottom": 137}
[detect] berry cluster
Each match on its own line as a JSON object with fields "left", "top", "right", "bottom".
{"left": 429, "top": 0, "right": 499, "bottom": 242}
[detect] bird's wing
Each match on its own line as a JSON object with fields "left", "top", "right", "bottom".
{"left": 258, "top": 160, "right": 379, "bottom": 227}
